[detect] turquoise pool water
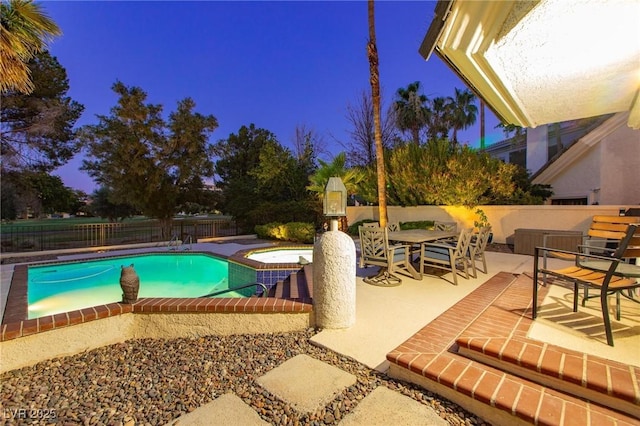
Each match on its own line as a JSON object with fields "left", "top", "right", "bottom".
{"left": 28, "top": 253, "right": 238, "bottom": 319}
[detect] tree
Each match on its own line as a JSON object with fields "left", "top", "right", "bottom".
{"left": 80, "top": 81, "right": 218, "bottom": 236}
{"left": 214, "top": 124, "right": 317, "bottom": 230}
{"left": 367, "top": 0, "right": 388, "bottom": 228}
{"left": 0, "top": 0, "right": 61, "bottom": 94}
{"left": 425, "top": 96, "right": 451, "bottom": 141}
{"left": 0, "top": 177, "right": 19, "bottom": 220}
{"left": 90, "top": 186, "right": 137, "bottom": 222}
{"left": 292, "top": 124, "right": 328, "bottom": 161}
{"left": 344, "top": 90, "right": 398, "bottom": 168}
{"left": 25, "top": 172, "right": 77, "bottom": 215}
{"left": 214, "top": 124, "right": 278, "bottom": 228}
{"left": 480, "top": 100, "right": 486, "bottom": 149}
{"left": 0, "top": 169, "right": 81, "bottom": 218}
{"left": 448, "top": 88, "right": 478, "bottom": 145}
{"left": 496, "top": 122, "right": 524, "bottom": 139}
{"left": 371, "top": 139, "right": 526, "bottom": 207}
{"left": 1, "top": 51, "right": 84, "bottom": 172}
{"left": 307, "top": 152, "right": 365, "bottom": 231}
{"left": 393, "top": 81, "right": 428, "bottom": 145}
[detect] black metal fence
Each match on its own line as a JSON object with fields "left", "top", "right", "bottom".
{"left": 0, "top": 219, "right": 239, "bottom": 253}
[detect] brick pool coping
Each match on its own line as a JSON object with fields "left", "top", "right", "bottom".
{"left": 1, "top": 250, "right": 314, "bottom": 342}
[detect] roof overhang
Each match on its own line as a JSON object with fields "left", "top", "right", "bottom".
{"left": 420, "top": 0, "right": 640, "bottom": 129}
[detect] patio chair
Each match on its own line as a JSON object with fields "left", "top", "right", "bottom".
{"left": 434, "top": 220, "right": 457, "bottom": 232}
{"left": 433, "top": 220, "right": 458, "bottom": 243}
{"left": 468, "top": 226, "right": 492, "bottom": 277}
{"left": 419, "top": 228, "right": 473, "bottom": 285}
{"left": 541, "top": 215, "right": 640, "bottom": 285}
{"left": 533, "top": 224, "right": 640, "bottom": 346}
{"left": 358, "top": 225, "right": 413, "bottom": 287}
{"left": 387, "top": 222, "right": 400, "bottom": 232}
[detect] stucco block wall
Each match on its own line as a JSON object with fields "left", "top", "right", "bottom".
{"left": 347, "top": 205, "right": 635, "bottom": 244}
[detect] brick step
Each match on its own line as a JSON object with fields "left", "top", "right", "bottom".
{"left": 456, "top": 335, "right": 640, "bottom": 419}
{"left": 386, "top": 272, "right": 639, "bottom": 425}
{"left": 267, "top": 266, "right": 313, "bottom": 302}
{"left": 302, "top": 264, "right": 313, "bottom": 299}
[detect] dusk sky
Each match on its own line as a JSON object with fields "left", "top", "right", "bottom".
{"left": 45, "top": 1, "right": 503, "bottom": 193}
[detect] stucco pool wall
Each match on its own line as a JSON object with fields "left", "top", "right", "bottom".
{"left": 0, "top": 306, "right": 313, "bottom": 374}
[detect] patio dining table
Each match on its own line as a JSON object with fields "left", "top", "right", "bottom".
{"left": 387, "top": 229, "right": 459, "bottom": 280}
{"left": 388, "top": 229, "right": 458, "bottom": 245}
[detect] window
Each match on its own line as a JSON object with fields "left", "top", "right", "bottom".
{"left": 551, "top": 198, "right": 588, "bottom": 205}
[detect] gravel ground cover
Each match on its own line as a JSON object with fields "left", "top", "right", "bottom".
{"left": 1, "top": 329, "right": 488, "bottom": 425}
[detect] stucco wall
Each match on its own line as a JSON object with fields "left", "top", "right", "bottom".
{"left": 543, "top": 123, "right": 640, "bottom": 205}
{"left": 526, "top": 125, "right": 549, "bottom": 173}
{"left": 547, "top": 142, "right": 601, "bottom": 203}
{"left": 0, "top": 314, "right": 136, "bottom": 374}
{"left": 600, "top": 125, "right": 640, "bottom": 205}
{"left": 0, "top": 312, "right": 313, "bottom": 373}
{"left": 347, "top": 205, "right": 635, "bottom": 244}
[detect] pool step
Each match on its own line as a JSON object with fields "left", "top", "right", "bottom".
{"left": 267, "top": 265, "right": 313, "bottom": 301}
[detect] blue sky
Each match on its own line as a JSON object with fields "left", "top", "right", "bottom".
{"left": 45, "top": 1, "right": 502, "bottom": 193}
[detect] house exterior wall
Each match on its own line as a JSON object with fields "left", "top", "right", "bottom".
{"left": 526, "top": 124, "right": 548, "bottom": 173}
{"left": 599, "top": 125, "right": 640, "bottom": 205}
{"left": 546, "top": 143, "right": 601, "bottom": 204}
{"left": 541, "top": 123, "right": 640, "bottom": 205}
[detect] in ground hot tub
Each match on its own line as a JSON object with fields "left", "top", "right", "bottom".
{"left": 246, "top": 248, "right": 312, "bottom": 264}
{"left": 228, "top": 245, "right": 313, "bottom": 293}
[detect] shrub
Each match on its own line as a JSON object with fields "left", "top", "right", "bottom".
{"left": 400, "top": 220, "right": 435, "bottom": 230}
{"left": 347, "top": 219, "right": 379, "bottom": 236}
{"left": 254, "top": 222, "right": 315, "bottom": 244}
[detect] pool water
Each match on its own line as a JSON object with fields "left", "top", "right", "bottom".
{"left": 28, "top": 253, "right": 236, "bottom": 319}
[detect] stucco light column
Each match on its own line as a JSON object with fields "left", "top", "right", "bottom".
{"left": 314, "top": 176, "right": 356, "bottom": 329}
{"left": 313, "top": 229, "right": 356, "bottom": 329}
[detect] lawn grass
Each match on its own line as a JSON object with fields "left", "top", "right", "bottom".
{"left": 0, "top": 214, "right": 232, "bottom": 232}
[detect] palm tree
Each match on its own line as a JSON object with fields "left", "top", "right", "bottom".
{"left": 426, "top": 96, "right": 451, "bottom": 141}
{"left": 367, "top": 0, "right": 388, "bottom": 227}
{"left": 1, "top": 0, "right": 61, "bottom": 94}
{"left": 449, "top": 88, "right": 478, "bottom": 144}
{"left": 393, "top": 81, "right": 428, "bottom": 145}
{"left": 480, "top": 100, "right": 486, "bottom": 149}
{"left": 307, "top": 152, "right": 365, "bottom": 231}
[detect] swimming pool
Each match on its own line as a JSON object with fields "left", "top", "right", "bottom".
{"left": 28, "top": 253, "right": 239, "bottom": 319}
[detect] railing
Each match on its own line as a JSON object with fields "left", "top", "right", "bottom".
{"left": 201, "top": 282, "right": 268, "bottom": 298}
{"left": 167, "top": 233, "right": 194, "bottom": 251}
{"left": 0, "top": 219, "right": 239, "bottom": 253}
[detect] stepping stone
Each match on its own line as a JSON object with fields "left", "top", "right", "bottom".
{"left": 256, "top": 354, "right": 356, "bottom": 414}
{"left": 166, "top": 393, "right": 268, "bottom": 426}
{"left": 339, "top": 386, "right": 448, "bottom": 426}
